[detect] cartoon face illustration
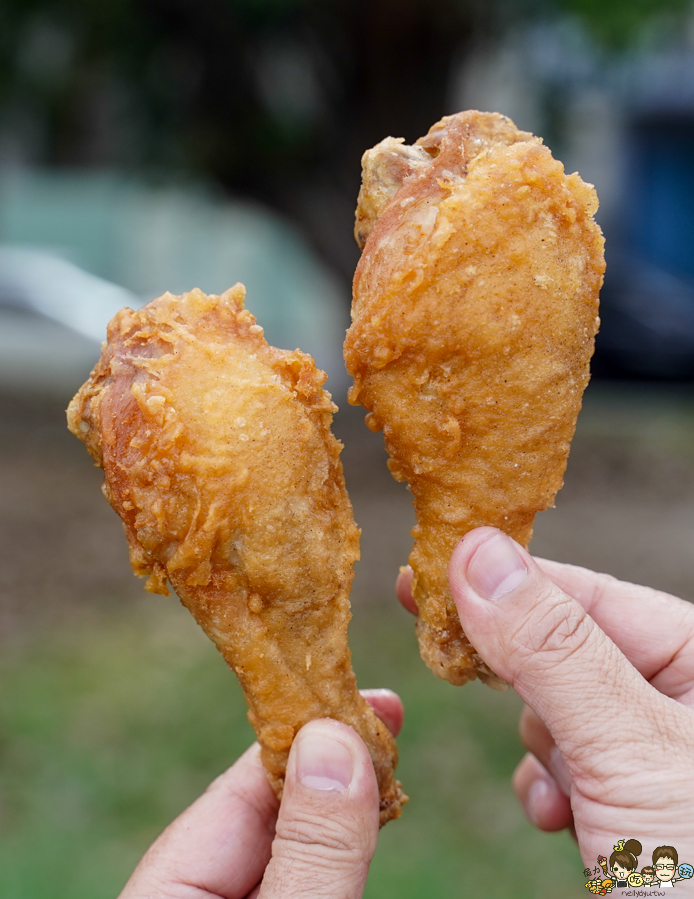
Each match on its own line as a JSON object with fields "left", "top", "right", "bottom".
{"left": 655, "top": 858, "right": 677, "bottom": 883}
{"left": 610, "top": 838, "right": 642, "bottom": 883}
{"left": 628, "top": 872, "right": 644, "bottom": 887}
{"left": 679, "top": 863, "right": 694, "bottom": 880}
{"left": 641, "top": 868, "right": 655, "bottom": 884}
{"left": 612, "top": 862, "right": 630, "bottom": 881}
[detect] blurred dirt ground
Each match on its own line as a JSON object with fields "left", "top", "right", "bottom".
{"left": 3, "top": 380, "right": 692, "bottom": 646}
{"left": 338, "top": 381, "right": 694, "bottom": 607}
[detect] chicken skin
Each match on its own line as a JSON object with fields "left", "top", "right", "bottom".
{"left": 68, "top": 285, "right": 404, "bottom": 824}
{"left": 345, "top": 111, "right": 605, "bottom": 686}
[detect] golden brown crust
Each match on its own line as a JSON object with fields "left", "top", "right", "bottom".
{"left": 68, "top": 285, "right": 405, "bottom": 824}
{"left": 345, "top": 110, "right": 605, "bottom": 686}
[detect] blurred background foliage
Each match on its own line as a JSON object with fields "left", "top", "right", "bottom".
{"left": 0, "top": 0, "right": 691, "bottom": 282}
{"left": 557, "top": 0, "right": 691, "bottom": 46}
{"left": 2, "top": 1, "right": 694, "bottom": 897}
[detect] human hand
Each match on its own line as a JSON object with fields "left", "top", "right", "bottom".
{"left": 119, "top": 689, "right": 403, "bottom": 899}
{"left": 397, "top": 528, "right": 694, "bottom": 867}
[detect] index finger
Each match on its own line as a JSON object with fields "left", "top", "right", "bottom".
{"left": 396, "top": 566, "right": 418, "bottom": 616}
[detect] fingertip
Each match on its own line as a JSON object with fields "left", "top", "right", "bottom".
{"left": 513, "top": 753, "right": 573, "bottom": 833}
{"left": 361, "top": 688, "right": 404, "bottom": 737}
{"left": 396, "top": 565, "right": 418, "bottom": 616}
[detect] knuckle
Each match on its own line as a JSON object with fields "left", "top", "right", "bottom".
{"left": 518, "top": 705, "right": 551, "bottom": 753}
{"left": 267, "top": 857, "right": 365, "bottom": 899}
{"left": 275, "top": 804, "right": 372, "bottom": 862}
{"left": 652, "top": 705, "right": 694, "bottom": 757}
{"left": 571, "top": 722, "right": 693, "bottom": 805}
{"left": 508, "top": 589, "right": 596, "bottom": 676}
{"left": 268, "top": 808, "right": 372, "bottom": 898}
{"left": 532, "top": 601, "right": 592, "bottom": 661}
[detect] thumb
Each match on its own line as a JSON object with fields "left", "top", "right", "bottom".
{"left": 258, "top": 719, "right": 379, "bottom": 899}
{"left": 449, "top": 527, "right": 656, "bottom": 765}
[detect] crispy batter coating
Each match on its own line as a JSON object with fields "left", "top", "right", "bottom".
{"left": 67, "top": 285, "right": 404, "bottom": 824}
{"left": 345, "top": 111, "right": 605, "bottom": 687}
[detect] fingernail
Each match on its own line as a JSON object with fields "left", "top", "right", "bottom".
{"left": 295, "top": 725, "right": 354, "bottom": 793}
{"left": 466, "top": 532, "right": 528, "bottom": 601}
{"left": 527, "top": 776, "right": 550, "bottom": 827}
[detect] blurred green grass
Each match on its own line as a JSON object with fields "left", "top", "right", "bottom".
{"left": 9, "top": 385, "right": 688, "bottom": 897}
{"left": 0, "top": 592, "right": 585, "bottom": 898}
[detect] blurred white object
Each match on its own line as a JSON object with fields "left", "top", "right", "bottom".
{"left": 0, "top": 246, "right": 140, "bottom": 341}
{"left": 0, "top": 171, "right": 348, "bottom": 395}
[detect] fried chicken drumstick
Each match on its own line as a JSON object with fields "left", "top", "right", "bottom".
{"left": 345, "top": 111, "right": 605, "bottom": 687}
{"left": 68, "top": 285, "right": 404, "bottom": 824}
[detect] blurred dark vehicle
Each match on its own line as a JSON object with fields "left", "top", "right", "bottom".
{"left": 596, "top": 252, "right": 694, "bottom": 380}
{"left": 595, "top": 113, "right": 694, "bottom": 380}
